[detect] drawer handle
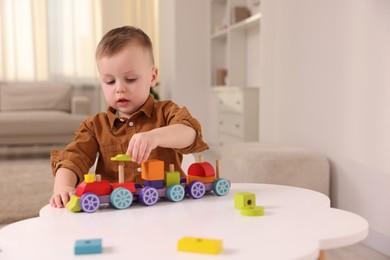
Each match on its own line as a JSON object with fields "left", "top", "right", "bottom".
{"left": 235, "top": 124, "right": 240, "bottom": 128}
{"left": 219, "top": 121, "right": 224, "bottom": 125}
{"left": 236, "top": 101, "right": 241, "bottom": 105}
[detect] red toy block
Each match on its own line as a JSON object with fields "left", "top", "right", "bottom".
{"left": 188, "top": 162, "right": 215, "bottom": 177}
{"left": 75, "top": 181, "right": 112, "bottom": 197}
{"left": 141, "top": 159, "right": 164, "bottom": 180}
{"left": 112, "top": 182, "right": 136, "bottom": 193}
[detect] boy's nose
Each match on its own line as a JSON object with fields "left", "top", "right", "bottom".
{"left": 116, "top": 83, "right": 127, "bottom": 93}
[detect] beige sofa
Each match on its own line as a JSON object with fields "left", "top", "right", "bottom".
{"left": 0, "top": 82, "right": 90, "bottom": 146}
{"left": 221, "top": 142, "right": 330, "bottom": 196}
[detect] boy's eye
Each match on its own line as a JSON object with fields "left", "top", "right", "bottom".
{"left": 106, "top": 80, "right": 115, "bottom": 85}
{"left": 126, "top": 78, "right": 136, "bottom": 83}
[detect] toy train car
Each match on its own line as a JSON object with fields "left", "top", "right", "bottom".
{"left": 66, "top": 154, "right": 230, "bottom": 213}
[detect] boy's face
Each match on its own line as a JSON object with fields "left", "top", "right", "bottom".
{"left": 97, "top": 43, "right": 158, "bottom": 118}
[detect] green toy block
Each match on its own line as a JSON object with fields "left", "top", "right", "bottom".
{"left": 66, "top": 195, "right": 81, "bottom": 212}
{"left": 241, "top": 206, "right": 264, "bottom": 216}
{"left": 110, "top": 154, "right": 132, "bottom": 161}
{"left": 234, "top": 192, "right": 256, "bottom": 209}
{"left": 165, "top": 171, "right": 181, "bottom": 186}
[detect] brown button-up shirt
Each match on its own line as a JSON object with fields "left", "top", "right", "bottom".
{"left": 50, "top": 95, "right": 209, "bottom": 184}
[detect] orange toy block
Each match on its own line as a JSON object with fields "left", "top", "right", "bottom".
{"left": 188, "top": 162, "right": 215, "bottom": 177}
{"left": 187, "top": 175, "right": 216, "bottom": 184}
{"left": 141, "top": 159, "right": 165, "bottom": 181}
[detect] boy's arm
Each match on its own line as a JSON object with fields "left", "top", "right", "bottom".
{"left": 126, "top": 124, "right": 196, "bottom": 164}
{"left": 50, "top": 168, "right": 78, "bottom": 208}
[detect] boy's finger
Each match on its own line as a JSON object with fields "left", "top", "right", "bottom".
{"left": 54, "top": 195, "right": 64, "bottom": 208}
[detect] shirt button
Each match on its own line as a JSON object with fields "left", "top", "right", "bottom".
{"left": 129, "top": 121, "right": 134, "bottom": 127}
{"left": 137, "top": 167, "right": 142, "bottom": 173}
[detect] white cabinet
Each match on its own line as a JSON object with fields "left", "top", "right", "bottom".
{"left": 208, "top": 0, "right": 261, "bottom": 151}
{"left": 211, "top": 87, "right": 259, "bottom": 149}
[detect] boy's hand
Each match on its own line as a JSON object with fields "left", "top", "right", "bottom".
{"left": 126, "top": 131, "right": 159, "bottom": 164}
{"left": 50, "top": 168, "right": 78, "bottom": 208}
{"left": 126, "top": 124, "right": 196, "bottom": 164}
{"left": 50, "top": 186, "right": 75, "bottom": 208}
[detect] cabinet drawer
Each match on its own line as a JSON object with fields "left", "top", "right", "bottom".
{"left": 217, "top": 91, "right": 244, "bottom": 112}
{"left": 218, "top": 113, "right": 243, "bottom": 137}
{"left": 218, "top": 133, "right": 243, "bottom": 148}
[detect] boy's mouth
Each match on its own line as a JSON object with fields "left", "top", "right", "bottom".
{"left": 117, "top": 98, "right": 129, "bottom": 106}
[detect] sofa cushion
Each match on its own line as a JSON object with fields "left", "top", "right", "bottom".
{"left": 0, "top": 82, "right": 72, "bottom": 112}
{"left": 0, "top": 111, "right": 85, "bottom": 136}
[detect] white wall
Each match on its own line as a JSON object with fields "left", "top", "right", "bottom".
{"left": 260, "top": 0, "right": 390, "bottom": 256}
{"left": 158, "top": 0, "right": 210, "bottom": 140}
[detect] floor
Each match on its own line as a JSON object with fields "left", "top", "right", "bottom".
{"left": 0, "top": 147, "right": 389, "bottom": 260}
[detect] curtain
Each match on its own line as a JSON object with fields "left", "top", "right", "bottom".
{"left": 0, "top": 0, "right": 48, "bottom": 81}
{"left": 0, "top": 0, "right": 159, "bottom": 83}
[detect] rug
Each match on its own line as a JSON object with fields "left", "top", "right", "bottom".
{"left": 0, "top": 157, "right": 54, "bottom": 225}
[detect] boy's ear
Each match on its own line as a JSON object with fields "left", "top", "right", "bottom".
{"left": 150, "top": 67, "right": 159, "bottom": 87}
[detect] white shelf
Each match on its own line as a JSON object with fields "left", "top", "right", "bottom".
{"left": 230, "top": 12, "right": 261, "bottom": 31}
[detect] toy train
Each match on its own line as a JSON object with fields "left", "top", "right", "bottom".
{"left": 66, "top": 154, "right": 230, "bottom": 213}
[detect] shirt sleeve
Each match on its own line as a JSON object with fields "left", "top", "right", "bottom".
{"left": 50, "top": 119, "right": 99, "bottom": 184}
{"left": 163, "top": 103, "right": 209, "bottom": 154}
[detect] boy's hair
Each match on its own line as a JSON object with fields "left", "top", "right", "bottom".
{"left": 96, "top": 26, "right": 154, "bottom": 65}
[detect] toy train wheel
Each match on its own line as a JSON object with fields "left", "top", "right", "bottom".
{"left": 167, "top": 184, "right": 185, "bottom": 202}
{"left": 212, "top": 178, "right": 230, "bottom": 196}
{"left": 110, "top": 188, "right": 133, "bottom": 209}
{"left": 79, "top": 192, "right": 100, "bottom": 213}
{"left": 139, "top": 186, "right": 159, "bottom": 206}
{"left": 187, "top": 181, "right": 206, "bottom": 199}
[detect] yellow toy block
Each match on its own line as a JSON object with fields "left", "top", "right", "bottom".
{"left": 141, "top": 160, "right": 164, "bottom": 181}
{"left": 234, "top": 192, "right": 256, "bottom": 209}
{"left": 178, "top": 237, "right": 223, "bottom": 255}
{"left": 66, "top": 195, "right": 81, "bottom": 212}
{"left": 84, "top": 174, "right": 95, "bottom": 183}
{"left": 241, "top": 205, "right": 264, "bottom": 216}
{"left": 110, "top": 154, "right": 132, "bottom": 161}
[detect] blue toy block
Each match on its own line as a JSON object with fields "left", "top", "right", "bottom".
{"left": 75, "top": 239, "right": 102, "bottom": 255}
{"left": 144, "top": 180, "right": 164, "bottom": 189}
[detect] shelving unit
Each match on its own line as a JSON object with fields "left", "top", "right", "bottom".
{"left": 208, "top": 0, "right": 261, "bottom": 152}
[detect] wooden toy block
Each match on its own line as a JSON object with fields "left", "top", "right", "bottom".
{"left": 66, "top": 195, "right": 81, "bottom": 212}
{"left": 234, "top": 192, "right": 256, "bottom": 209}
{"left": 75, "top": 238, "right": 102, "bottom": 255}
{"left": 165, "top": 164, "right": 180, "bottom": 186}
{"left": 110, "top": 154, "right": 132, "bottom": 161}
{"left": 75, "top": 180, "right": 112, "bottom": 197}
{"left": 165, "top": 171, "right": 180, "bottom": 186}
{"left": 84, "top": 174, "right": 95, "bottom": 183}
{"left": 112, "top": 182, "right": 136, "bottom": 192}
{"left": 144, "top": 180, "right": 164, "bottom": 189}
{"left": 241, "top": 205, "right": 264, "bottom": 216}
{"left": 188, "top": 162, "right": 215, "bottom": 177}
{"left": 141, "top": 159, "right": 164, "bottom": 180}
{"left": 178, "top": 237, "right": 223, "bottom": 254}
{"left": 187, "top": 175, "right": 216, "bottom": 184}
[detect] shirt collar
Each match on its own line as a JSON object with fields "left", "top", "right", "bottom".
{"left": 107, "top": 94, "right": 155, "bottom": 129}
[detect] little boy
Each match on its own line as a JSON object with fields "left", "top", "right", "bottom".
{"left": 50, "top": 26, "right": 209, "bottom": 208}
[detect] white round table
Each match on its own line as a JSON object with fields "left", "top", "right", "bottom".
{"left": 0, "top": 183, "right": 368, "bottom": 260}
